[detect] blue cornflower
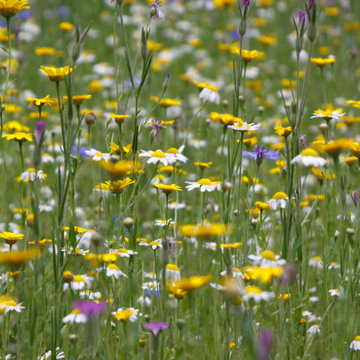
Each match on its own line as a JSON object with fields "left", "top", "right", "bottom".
{"left": 242, "top": 147, "right": 279, "bottom": 166}
{"left": 71, "top": 145, "right": 94, "bottom": 158}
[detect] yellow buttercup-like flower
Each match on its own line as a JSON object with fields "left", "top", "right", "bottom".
{"left": 110, "top": 178, "right": 135, "bottom": 193}
{"left": 151, "top": 96, "right": 182, "bottom": 107}
{"left": 170, "top": 275, "right": 212, "bottom": 292}
{"left": 109, "top": 113, "right": 131, "bottom": 124}
{"left": 0, "top": 231, "right": 24, "bottom": 245}
{"left": 231, "top": 49, "right": 265, "bottom": 63}
{"left": 2, "top": 132, "right": 33, "bottom": 142}
{"left": 0, "top": 0, "right": 30, "bottom": 18}
{"left": 154, "top": 183, "right": 182, "bottom": 194}
{"left": 27, "top": 95, "right": 55, "bottom": 107}
{"left": 40, "top": 65, "right": 72, "bottom": 82}
{"left": 0, "top": 248, "right": 41, "bottom": 266}
{"left": 180, "top": 223, "right": 229, "bottom": 238}
{"left": 310, "top": 57, "right": 336, "bottom": 67}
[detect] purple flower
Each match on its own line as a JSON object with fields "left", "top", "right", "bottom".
{"left": 36, "top": 121, "right": 47, "bottom": 144}
{"left": 309, "top": 0, "right": 315, "bottom": 11}
{"left": 353, "top": 191, "right": 358, "bottom": 206}
{"left": 149, "top": 0, "right": 165, "bottom": 21}
{"left": 56, "top": 6, "right": 71, "bottom": 17}
{"left": 72, "top": 145, "right": 95, "bottom": 158}
{"left": 256, "top": 329, "right": 273, "bottom": 360}
{"left": 73, "top": 301, "right": 107, "bottom": 320}
{"left": 298, "top": 11, "right": 308, "bottom": 30}
{"left": 242, "top": 147, "right": 279, "bottom": 166}
{"left": 242, "top": 0, "right": 250, "bottom": 9}
{"left": 143, "top": 321, "right": 170, "bottom": 336}
{"left": 16, "top": 9, "right": 32, "bottom": 21}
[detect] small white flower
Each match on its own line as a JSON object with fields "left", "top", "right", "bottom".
{"left": 168, "top": 201, "right": 186, "bottom": 210}
{"left": 228, "top": 122, "right": 261, "bottom": 131}
{"left": 309, "top": 256, "right": 323, "bottom": 269}
{"left": 113, "top": 248, "right": 138, "bottom": 257}
{"left": 154, "top": 219, "right": 175, "bottom": 227}
{"left": 85, "top": 148, "right": 111, "bottom": 162}
{"left": 62, "top": 309, "right": 87, "bottom": 324}
{"left": 185, "top": 178, "right": 221, "bottom": 192}
{"left": 311, "top": 108, "right": 345, "bottom": 122}
{"left": 105, "top": 264, "right": 128, "bottom": 279}
{"left": 199, "top": 87, "right": 220, "bottom": 104}
{"left": 79, "top": 290, "right": 102, "bottom": 300}
{"left": 165, "top": 145, "right": 188, "bottom": 163}
{"left": 350, "top": 336, "right": 360, "bottom": 351}
{"left": 267, "top": 192, "right": 288, "bottom": 210}
{"left": 329, "top": 288, "right": 340, "bottom": 297}
{"left": 20, "top": 168, "right": 47, "bottom": 183}
{"left": 165, "top": 264, "right": 180, "bottom": 281}
{"left": 291, "top": 149, "right": 327, "bottom": 168}
{"left": 139, "top": 149, "right": 176, "bottom": 166}
{"left": 0, "top": 300, "right": 24, "bottom": 313}
{"left": 63, "top": 274, "right": 93, "bottom": 291}
{"left": 38, "top": 347, "right": 65, "bottom": 360}
{"left": 112, "top": 307, "right": 139, "bottom": 322}
{"left": 242, "top": 286, "right": 274, "bottom": 302}
{"left": 307, "top": 324, "right": 320, "bottom": 334}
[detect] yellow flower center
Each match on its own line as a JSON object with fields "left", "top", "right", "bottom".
{"left": 198, "top": 178, "right": 213, "bottom": 185}
{"left": 73, "top": 275, "right": 85, "bottom": 282}
{"left": 260, "top": 250, "right": 276, "bottom": 261}
{"left": 301, "top": 148, "right": 319, "bottom": 157}
{"left": 166, "top": 148, "right": 179, "bottom": 154}
{"left": 151, "top": 151, "right": 166, "bottom": 158}
{"left": 4, "top": 300, "right": 17, "bottom": 307}
{"left": 166, "top": 263, "right": 180, "bottom": 272}
{"left": 245, "top": 286, "right": 262, "bottom": 294}
{"left": 107, "top": 264, "right": 120, "bottom": 271}
{"left": 272, "top": 192, "right": 288, "bottom": 200}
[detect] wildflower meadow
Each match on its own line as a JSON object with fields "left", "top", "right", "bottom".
{"left": 0, "top": 0, "right": 360, "bottom": 358}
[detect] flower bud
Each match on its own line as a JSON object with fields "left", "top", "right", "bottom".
{"left": 85, "top": 111, "right": 96, "bottom": 127}
{"left": 63, "top": 270, "right": 74, "bottom": 282}
{"left": 123, "top": 217, "right": 134, "bottom": 228}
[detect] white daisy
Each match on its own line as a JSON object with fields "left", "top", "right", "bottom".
{"left": 165, "top": 145, "right": 188, "bottom": 163}
{"left": 350, "top": 336, "right": 360, "bottom": 351}
{"left": 185, "top": 178, "right": 221, "bottom": 192}
{"left": 112, "top": 307, "right": 139, "bottom": 322}
{"left": 139, "top": 149, "right": 176, "bottom": 166}
{"left": 79, "top": 290, "right": 102, "bottom": 300}
{"left": 37, "top": 347, "right": 65, "bottom": 360}
{"left": 105, "top": 264, "right": 128, "bottom": 279}
{"left": 0, "top": 300, "right": 24, "bottom": 313}
{"left": 267, "top": 192, "right": 288, "bottom": 210}
{"left": 309, "top": 256, "right": 323, "bottom": 269}
{"left": 20, "top": 168, "right": 47, "bottom": 183}
{"left": 228, "top": 122, "right": 261, "bottom": 131}
{"left": 165, "top": 263, "right": 181, "bottom": 281}
{"left": 168, "top": 201, "right": 186, "bottom": 210}
{"left": 154, "top": 219, "right": 175, "bottom": 227}
{"left": 63, "top": 274, "right": 93, "bottom": 291}
{"left": 291, "top": 148, "right": 327, "bottom": 167}
{"left": 199, "top": 87, "right": 220, "bottom": 104}
{"left": 85, "top": 148, "right": 111, "bottom": 162}
{"left": 62, "top": 309, "right": 87, "bottom": 324}
{"left": 311, "top": 108, "right": 345, "bottom": 122}
{"left": 242, "top": 286, "right": 274, "bottom": 302}
{"left": 307, "top": 324, "right": 320, "bottom": 334}
{"left": 328, "top": 288, "right": 340, "bottom": 297}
